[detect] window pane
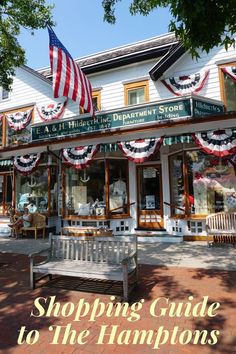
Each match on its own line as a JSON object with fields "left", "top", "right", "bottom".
{"left": 92, "top": 97, "right": 99, "bottom": 111}
{"left": 109, "top": 160, "right": 128, "bottom": 214}
{"left": 65, "top": 161, "right": 105, "bottom": 216}
{"left": 186, "top": 151, "right": 236, "bottom": 215}
{"left": 16, "top": 167, "right": 48, "bottom": 213}
{"left": 128, "top": 88, "right": 145, "bottom": 105}
{"left": 7, "top": 123, "right": 31, "bottom": 146}
{"left": 50, "top": 166, "right": 57, "bottom": 213}
{"left": 5, "top": 175, "right": 12, "bottom": 204}
{"left": 2, "top": 88, "right": 9, "bottom": 100}
{"left": 169, "top": 154, "right": 185, "bottom": 215}
{"left": 224, "top": 73, "right": 236, "bottom": 111}
{"left": 0, "top": 119, "right": 3, "bottom": 146}
{"left": 138, "top": 167, "right": 161, "bottom": 210}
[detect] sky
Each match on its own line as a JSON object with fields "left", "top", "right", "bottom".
{"left": 18, "top": 0, "right": 172, "bottom": 70}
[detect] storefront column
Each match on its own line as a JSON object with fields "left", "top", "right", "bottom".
{"left": 160, "top": 146, "right": 171, "bottom": 230}
{"left": 128, "top": 160, "right": 137, "bottom": 233}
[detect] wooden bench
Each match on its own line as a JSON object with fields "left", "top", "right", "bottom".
{"left": 22, "top": 213, "right": 46, "bottom": 240}
{"left": 206, "top": 212, "right": 236, "bottom": 246}
{"left": 29, "top": 234, "right": 138, "bottom": 301}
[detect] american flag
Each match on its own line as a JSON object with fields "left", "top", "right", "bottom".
{"left": 48, "top": 27, "right": 94, "bottom": 116}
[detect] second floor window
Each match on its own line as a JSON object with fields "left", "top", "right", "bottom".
{"left": 219, "top": 62, "right": 236, "bottom": 111}
{"left": 92, "top": 90, "right": 101, "bottom": 111}
{"left": 124, "top": 80, "right": 149, "bottom": 106}
{"left": 1, "top": 88, "right": 9, "bottom": 101}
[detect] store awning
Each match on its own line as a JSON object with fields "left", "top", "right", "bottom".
{"left": 163, "top": 135, "right": 193, "bottom": 145}
{"left": 0, "top": 159, "right": 13, "bottom": 166}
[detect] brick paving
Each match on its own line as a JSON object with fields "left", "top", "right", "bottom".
{"left": 0, "top": 252, "right": 235, "bottom": 354}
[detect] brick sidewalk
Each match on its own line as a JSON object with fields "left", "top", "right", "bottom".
{"left": 0, "top": 252, "right": 235, "bottom": 354}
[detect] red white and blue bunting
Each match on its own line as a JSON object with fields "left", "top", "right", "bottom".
{"left": 62, "top": 145, "right": 100, "bottom": 169}
{"left": 161, "top": 70, "right": 209, "bottom": 96}
{"left": 192, "top": 129, "right": 236, "bottom": 157}
{"left": 36, "top": 100, "right": 67, "bottom": 121}
{"left": 117, "top": 138, "right": 163, "bottom": 163}
{"left": 6, "top": 108, "right": 33, "bottom": 131}
{"left": 221, "top": 66, "right": 236, "bottom": 82}
{"left": 13, "top": 153, "right": 41, "bottom": 175}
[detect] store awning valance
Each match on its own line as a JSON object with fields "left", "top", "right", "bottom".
{"left": 36, "top": 100, "right": 67, "bottom": 121}
{"left": 62, "top": 145, "right": 100, "bottom": 169}
{"left": 117, "top": 138, "right": 163, "bottom": 163}
{"left": 192, "top": 129, "right": 236, "bottom": 157}
{"left": 6, "top": 108, "right": 33, "bottom": 131}
{"left": 161, "top": 70, "right": 209, "bottom": 96}
{"left": 13, "top": 153, "right": 41, "bottom": 175}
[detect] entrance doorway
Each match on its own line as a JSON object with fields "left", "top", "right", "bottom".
{"left": 137, "top": 165, "right": 163, "bottom": 229}
{"left": 0, "top": 173, "right": 13, "bottom": 215}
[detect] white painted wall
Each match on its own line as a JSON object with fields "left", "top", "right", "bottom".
{"left": 91, "top": 44, "right": 236, "bottom": 111}
{"left": 1, "top": 42, "right": 235, "bottom": 124}
{"left": 0, "top": 67, "right": 80, "bottom": 123}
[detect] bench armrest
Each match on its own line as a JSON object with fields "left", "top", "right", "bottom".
{"left": 121, "top": 250, "right": 137, "bottom": 265}
{"left": 205, "top": 225, "right": 210, "bottom": 233}
{"left": 29, "top": 247, "right": 51, "bottom": 268}
{"left": 29, "top": 247, "right": 51, "bottom": 258}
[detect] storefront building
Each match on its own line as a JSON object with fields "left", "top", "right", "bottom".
{"left": 0, "top": 33, "right": 235, "bottom": 239}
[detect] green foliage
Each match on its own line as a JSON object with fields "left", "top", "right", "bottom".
{"left": 0, "top": 0, "right": 54, "bottom": 90}
{"left": 102, "top": 0, "right": 236, "bottom": 57}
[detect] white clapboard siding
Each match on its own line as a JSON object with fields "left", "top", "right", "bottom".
{"left": 0, "top": 67, "right": 80, "bottom": 123}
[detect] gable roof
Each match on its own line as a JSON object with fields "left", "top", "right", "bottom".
{"left": 38, "top": 32, "right": 180, "bottom": 78}
{"left": 149, "top": 42, "right": 186, "bottom": 81}
{"left": 21, "top": 65, "right": 52, "bottom": 85}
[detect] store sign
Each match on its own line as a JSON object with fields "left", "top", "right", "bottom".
{"left": 31, "top": 97, "right": 223, "bottom": 142}
{"left": 193, "top": 99, "right": 224, "bottom": 116}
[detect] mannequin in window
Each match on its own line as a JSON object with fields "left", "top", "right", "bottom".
{"left": 109, "top": 178, "right": 127, "bottom": 213}
{"left": 110, "top": 178, "right": 127, "bottom": 196}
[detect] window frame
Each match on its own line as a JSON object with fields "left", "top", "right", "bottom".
{"left": 14, "top": 162, "right": 57, "bottom": 217}
{"left": 0, "top": 87, "right": 10, "bottom": 102}
{"left": 2, "top": 105, "right": 34, "bottom": 147}
{"left": 218, "top": 61, "right": 236, "bottom": 110}
{"left": 169, "top": 148, "right": 236, "bottom": 218}
{"left": 92, "top": 90, "right": 101, "bottom": 111}
{"left": 124, "top": 80, "right": 149, "bottom": 106}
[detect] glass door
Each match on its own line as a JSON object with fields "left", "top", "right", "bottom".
{"left": 137, "top": 165, "right": 163, "bottom": 229}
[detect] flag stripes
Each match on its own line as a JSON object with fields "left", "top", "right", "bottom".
{"left": 48, "top": 27, "right": 94, "bottom": 116}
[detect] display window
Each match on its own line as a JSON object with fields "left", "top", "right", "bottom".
{"left": 4, "top": 106, "right": 33, "bottom": 146}
{"left": 170, "top": 149, "right": 236, "bottom": 217}
{"left": 0, "top": 118, "right": 3, "bottom": 147}
{"left": 63, "top": 159, "right": 129, "bottom": 218}
{"left": 169, "top": 153, "right": 185, "bottom": 215}
{"left": 15, "top": 158, "right": 57, "bottom": 215}
{"left": 108, "top": 159, "right": 128, "bottom": 215}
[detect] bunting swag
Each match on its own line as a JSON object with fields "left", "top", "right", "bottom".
{"left": 117, "top": 138, "right": 163, "bottom": 163}
{"left": 13, "top": 153, "right": 41, "bottom": 175}
{"left": 192, "top": 129, "right": 236, "bottom": 157}
{"left": 6, "top": 108, "right": 33, "bottom": 131}
{"left": 221, "top": 66, "right": 236, "bottom": 82}
{"left": 62, "top": 145, "right": 100, "bottom": 169}
{"left": 161, "top": 70, "right": 209, "bottom": 96}
{"left": 36, "top": 100, "right": 67, "bottom": 121}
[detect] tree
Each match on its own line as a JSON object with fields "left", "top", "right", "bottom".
{"left": 102, "top": 0, "right": 236, "bottom": 57}
{"left": 0, "top": 0, "right": 54, "bottom": 90}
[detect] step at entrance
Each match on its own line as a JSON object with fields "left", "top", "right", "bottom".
{"left": 137, "top": 234, "right": 183, "bottom": 243}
